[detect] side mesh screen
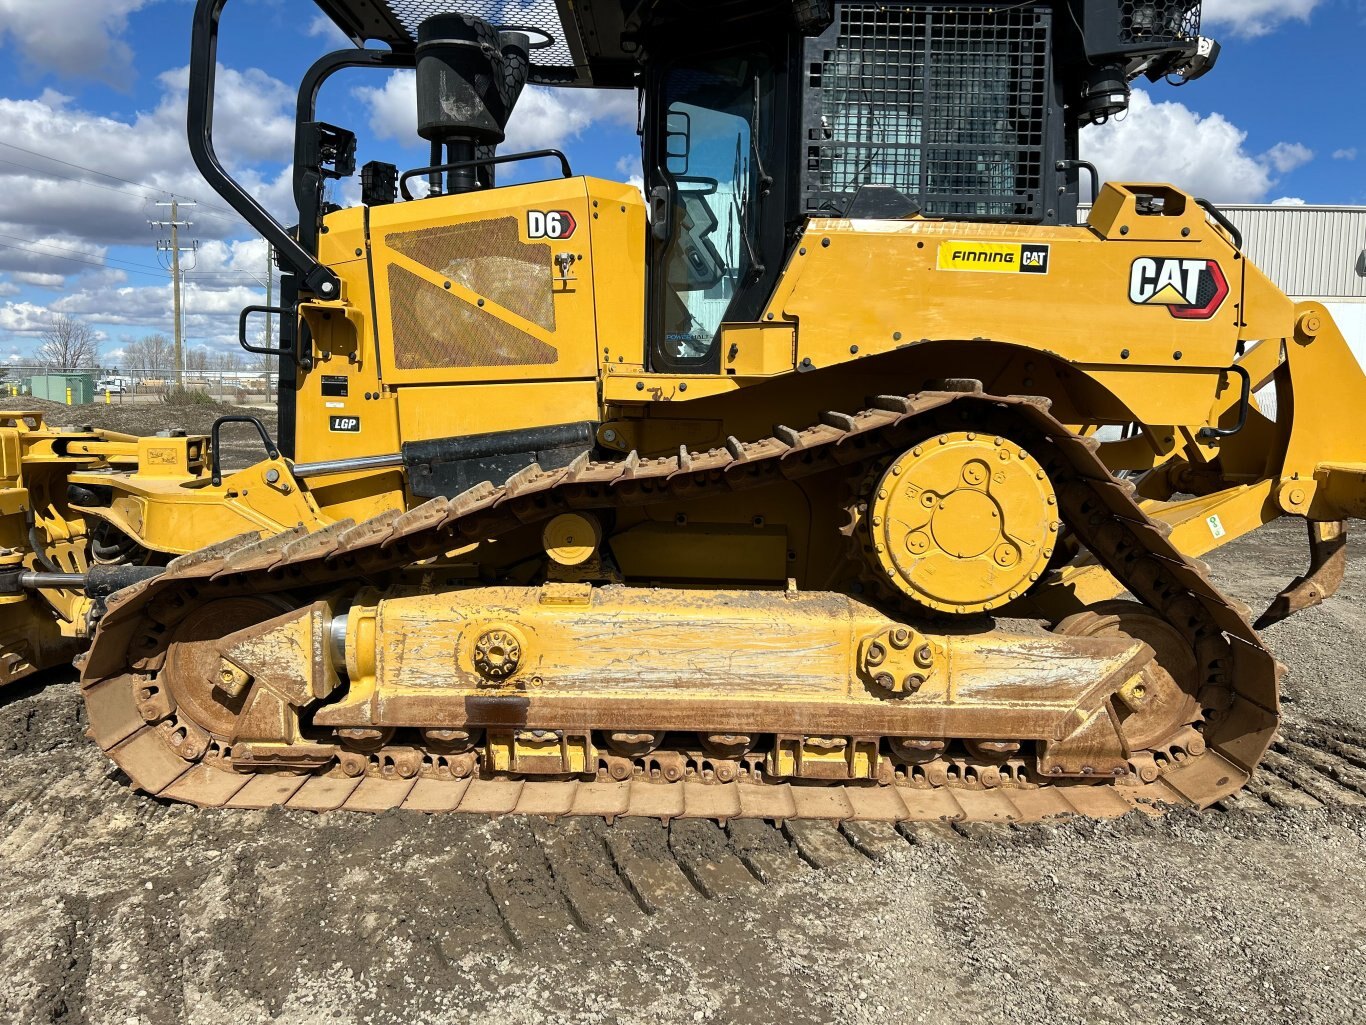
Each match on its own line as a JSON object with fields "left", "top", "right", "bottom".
{"left": 384, "top": 214, "right": 560, "bottom": 372}
{"left": 802, "top": 3, "right": 1052, "bottom": 221}
{"left": 387, "top": 264, "right": 558, "bottom": 370}
{"left": 387, "top": 217, "right": 556, "bottom": 332}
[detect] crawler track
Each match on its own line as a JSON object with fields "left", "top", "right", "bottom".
{"left": 78, "top": 392, "right": 1282, "bottom": 821}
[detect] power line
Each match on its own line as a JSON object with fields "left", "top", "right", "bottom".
{"left": 0, "top": 239, "right": 171, "bottom": 280}
{"left": 0, "top": 156, "right": 161, "bottom": 204}
{"left": 0, "top": 140, "right": 240, "bottom": 217}
{"left": 0, "top": 232, "right": 167, "bottom": 273}
{"left": 0, "top": 140, "right": 179, "bottom": 199}
{"left": 0, "top": 237, "right": 270, "bottom": 286}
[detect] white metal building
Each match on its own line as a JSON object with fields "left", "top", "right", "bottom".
{"left": 1219, "top": 204, "right": 1366, "bottom": 367}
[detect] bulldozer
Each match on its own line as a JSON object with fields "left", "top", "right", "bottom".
{"left": 2, "top": 0, "right": 1364, "bottom": 821}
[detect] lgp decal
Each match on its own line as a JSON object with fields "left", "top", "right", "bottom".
{"left": 527, "top": 210, "right": 577, "bottom": 240}
{"left": 1129, "top": 257, "right": 1229, "bottom": 319}
{"left": 937, "top": 241, "right": 1051, "bottom": 275}
{"left": 329, "top": 416, "right": 361, "bottom": 433}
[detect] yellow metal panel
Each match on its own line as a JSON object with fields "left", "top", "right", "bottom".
{"left": 720, "top": 323, "right": 796, "bottom": 377}
{"left": 602, "top": 371, "right": 750, "bottom": 404}
{"left": 74, "top": 460, "right": 329, "bottom": 555}
{"left": 1078, "top": 367, "right": 1224, "bottom": 427}
{"left": 773, "top": 218, "right": 1241, "bottom": 384}
{"left": 367, "top": 177, "right": 603, "bottom": 386}
{"left": 135, "top": 437, "right": 200, "bottom": 479}
{"left": 1086, "top": 183, "right": 1213, "bottom": 243}
{"left": 295, "top": 214, "right": 393, "bottom": 467}
{"left": 585, "top": 181, "right": 648, "bottom": 371}
{"left": 305, "top": 469, "right": 407, "bottom": 526}
{"left": 396, "top": 380, "right": 599, "bottom": 444}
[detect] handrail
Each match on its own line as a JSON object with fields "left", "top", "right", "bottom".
{"left": 209, "top": 416, "right": 281, "bottom": 486}
{"left": 398, "top": 149, "right": 574, "bottom": 201}
{"left": 1195, "top": 197, "right": 1245, "bottom": 251}
{"left": 238, "top": 305, "right": 292, "bottom": 357}
{"left": 1198, "top": 364, "right": 1253, "bottom": 441}
{"left": 189, "top": 0, "right": 340, "bottom": 298}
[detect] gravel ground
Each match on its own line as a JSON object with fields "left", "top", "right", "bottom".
{"left": 0, "top": 404, "right": 1363, "bottom": 1025}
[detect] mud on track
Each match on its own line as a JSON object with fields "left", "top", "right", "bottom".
{"left": 1, "top": 502, "right": 1364, "bottom": 1022}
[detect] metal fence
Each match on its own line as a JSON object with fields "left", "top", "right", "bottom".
{"left": 0, "top": 366, "right": 280, "bottom": 406}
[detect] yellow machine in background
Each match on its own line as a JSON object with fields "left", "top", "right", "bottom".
{"left": 6, "top": 0, "right": 1366, "bottom": 822}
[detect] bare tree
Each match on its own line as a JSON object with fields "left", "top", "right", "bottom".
{"left": 211, "top": 349, "right": 244, "bottom": 374}
{"left": 36, "top": 315, "right": 100, "bottom": 370}
{"left": 185, "top": 347, "right": 210, "bottom": 374}
{"left": 123, "top": 333, "right": 172, "bottom": 375}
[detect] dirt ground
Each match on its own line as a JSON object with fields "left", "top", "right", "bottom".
{"left": 1, "top": 402, "right": 1364, "bottom": 1025}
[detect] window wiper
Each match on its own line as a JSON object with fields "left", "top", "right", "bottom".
{"left": 732, "top": 136, "right": 763, "bottom": 280}
{"left": 739, "top": 78, "right": 768, "bottom": 279}
{"left": 751, "top": 76, "right": 774, "bottom": 198}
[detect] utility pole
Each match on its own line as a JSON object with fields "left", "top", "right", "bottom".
{"left": 151, "top": 199, "right": 198, "bottom": 386}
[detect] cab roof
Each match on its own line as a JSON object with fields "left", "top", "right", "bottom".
{"left": 312, "top": 0, "right": 640, "bottom": 86}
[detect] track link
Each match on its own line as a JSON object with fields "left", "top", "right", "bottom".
{"left": 78, "top": 392, "right": 1282, "bottom": 822}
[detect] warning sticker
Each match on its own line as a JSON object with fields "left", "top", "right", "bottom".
{"left": 937, "top": 241, "right": 1051, "bottom": 275}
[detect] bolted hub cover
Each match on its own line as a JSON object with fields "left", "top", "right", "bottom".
{"left": 472, "top": 628, "right": 523, "bottom": 681}
{"left": 866, "top": 432, "right": 1059, "bottom": 613}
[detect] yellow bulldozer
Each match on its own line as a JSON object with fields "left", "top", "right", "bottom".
{"left": 2, "top": 0, "right": 1363, "bottom": 822}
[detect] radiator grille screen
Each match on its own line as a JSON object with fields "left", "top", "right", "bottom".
{"left": 804, "top": 3, "right": 1051, "bottom": 221}
{"left": 388, "top": 264, "right": 558, "bottom": 370}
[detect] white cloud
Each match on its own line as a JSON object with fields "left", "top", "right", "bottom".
{"left": 0, "top": 67, "right": 296, "bottom": 253}
{"left": 1333, "top": 148, "right": 1358, "bottom": 161}
{"left": 1271, "top": 197, "right": 1308, "bottom": 206}
{"left": 1082, "top": 91, "right": 1273, "bottom": 202}
{"left": 10, "top": 271, "right": 68, "bottom": 288}
{"left": 616, "top": 155, "right": 644, "bottom": 195}
{"left": 0, "top": 234, "right": 281, "bottom": 352}
{"left": 355, "top": 71, "right": 637, "bottom": 153}
{"left": 0, "top": 66, "right": 296, "bottom": 354}
{"left": 0, "top": 301, "right": 56, "bottom": 337}
{"left": 0, "top": 0, "right": 151, "bottom": 85}
{"left": 354, "top": 72, "right": 418, "bottom": 145}
{"left": 1263, "top": 142, "right": 1314, "bottom": 175}
{"left": 307, "top": 14, "right": 352, "bottom": 47}
{"left": 504, "top": 86, "right": 637, "bottom": 154}
{"left": 1202, "top": 0, "right": 1322, "bottom": 38}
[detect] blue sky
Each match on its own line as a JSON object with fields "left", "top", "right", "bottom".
{"left": 0, "top": 0, "right": 1360, "bottom": 361}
